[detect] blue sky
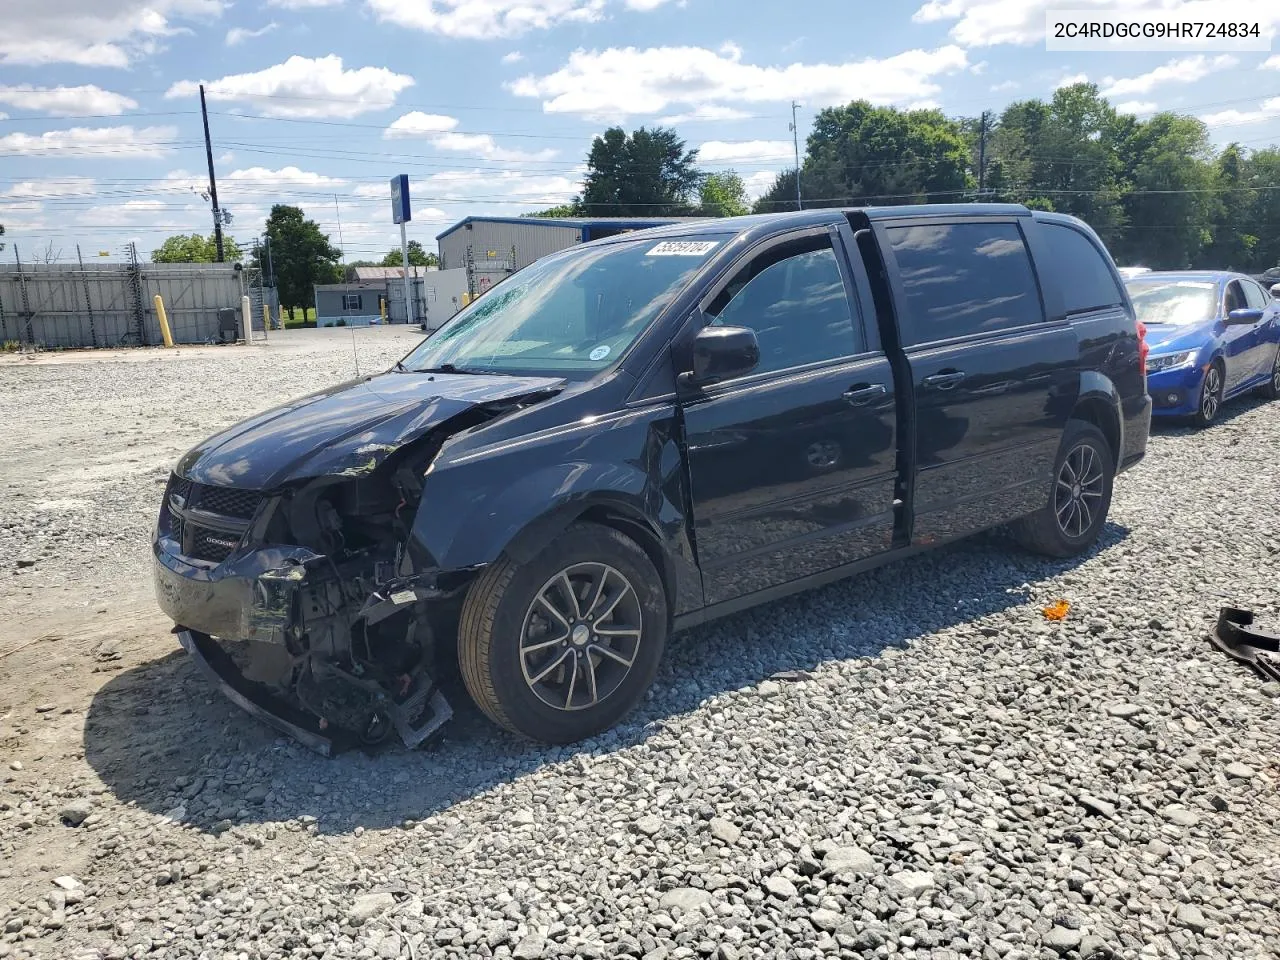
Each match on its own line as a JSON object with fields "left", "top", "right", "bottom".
{"left": 2, "top": 0, "right": 1279, "bottom": 263}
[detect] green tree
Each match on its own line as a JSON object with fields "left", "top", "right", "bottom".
{"left": 151, "top": 232, "right": 242, "bottom": 264}
{"left": 525, "top": 205, "right": 578, "bottom": 218}
{"left": 379, "top": 240, "right": 438, "bottom": 268}
{"left": 257, "top": 205, "right": 342, "bottom": 316}
{"left": 579, "top": 126, "right": 702, "bottom": 216}
{"left": 699, "top": 171, "right": 750, "bottom": 217}
{"left": 755, "top": 101, "right": 970, "bottom": 211}
{"left": 1245, "top": 148, "right": 1280, "bottom": 273}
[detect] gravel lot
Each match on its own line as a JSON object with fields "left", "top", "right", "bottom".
{"left": 2, "top": 330, "right": 1279, "bottom": 960}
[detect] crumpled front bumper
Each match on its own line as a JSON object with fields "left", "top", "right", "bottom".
{"left": 176, "top": 627, "right": 338, "bottom": 755}
{"left": 153, "top": 538, "right": 323, "bottom": 644}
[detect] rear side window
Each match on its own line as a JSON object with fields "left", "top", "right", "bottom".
{"left": 1039, "top": 222, "right": 1125, "bottom": 314}
{"left": 1225, "top": 281, "right": 1246, "bottom": 313}
{"left": 886, "top": 222, "right": 1042, "bottom": 345}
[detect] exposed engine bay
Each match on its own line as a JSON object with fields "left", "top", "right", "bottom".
{"left": 156, "top": 380, "right": 563, "bottom": 755}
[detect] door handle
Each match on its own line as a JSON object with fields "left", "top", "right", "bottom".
{"left": 842, "top": 383, "right": 888, "bottom": 406}
{"left": 923, "top": 370, "right": 966, "bottom": 390}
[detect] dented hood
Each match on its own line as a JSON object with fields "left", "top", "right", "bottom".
{"left": 175, "top": 370, "right": 564, "bottom": 489}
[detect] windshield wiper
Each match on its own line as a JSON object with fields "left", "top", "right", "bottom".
{"left": 410, "top": 363, "right": 491, "bottom": 375}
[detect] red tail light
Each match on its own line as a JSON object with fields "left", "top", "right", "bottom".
{"left": 1136, "top": 320, "right": 1150, "bottom": 367}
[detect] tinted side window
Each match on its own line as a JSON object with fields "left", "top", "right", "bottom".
{"left": 1242, "top": 279, "right": 1268, "bottom": 310}
{"left": 1224, "top": 281, "right": 1246, "bottom": 313}
{"left": 1039, "top": 223, "right": 1125, "bottom": 314}
{"left": 887, "top": 222, "right": 1043, "bottom": 345}
{"left": 708, "top": 237, "right": 862, "bottom": 375}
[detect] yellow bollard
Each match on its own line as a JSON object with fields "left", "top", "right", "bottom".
{"left": 153, "top": 294, "right": 174, "bottom": 348}
{"left": 262, "top": 303, "right": 271, "bottom": 339}
{"left": 380, "top": 298, "right": 386, "bottom": 322}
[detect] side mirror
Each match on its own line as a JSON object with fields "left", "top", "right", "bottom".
{"left": 686, "top": 324, "right": 760, "bottom": 386}
{"left": 1270, "top": 283, "right": 1280, "bottom": 300}
{"left": 1227, "top": 308, "right": 1265, "bottom": 325}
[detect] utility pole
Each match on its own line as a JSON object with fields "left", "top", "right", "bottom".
{"left": 199, "top": 84, "right": 225, "bottom": 262}
{"left": 789, "top": 100, "right": 803, "bottom": 211}
{"left": 977, "top": 110, "right": 989, "bottom": 195}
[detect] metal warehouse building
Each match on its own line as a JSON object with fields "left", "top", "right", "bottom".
{"left": 436, "top": 216, "right": 700, "bottom": 297}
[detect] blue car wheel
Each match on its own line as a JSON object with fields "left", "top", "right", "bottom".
{"left": 1263, "top": 348, "right": 1280, "bottom": 401}
{"left": 1194, "top": 362, "right": 1224, "bottom": 427}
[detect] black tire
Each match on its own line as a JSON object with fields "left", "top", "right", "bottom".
{"left": 1192, "top": 360, "right": 1224, "bottom": 427}
{"left": 457, "top": 522, "right": 667, "bottom": 743}
{"left": 1013, "top": 419, "right": 1114, "bottom": 558}
{"left": 1260, "top": 347, "right": 1280, "bottom": 401}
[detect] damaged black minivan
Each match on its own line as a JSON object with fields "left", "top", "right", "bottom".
{"left": 155, "top": 206, "right": 1149, "bottom": 751}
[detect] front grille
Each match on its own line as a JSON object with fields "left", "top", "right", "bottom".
{"left": 164, "top": 474, "right": 262, "bottom": 564}
{"left": 192, "top": 484, "right": 262, "bottom": 519}
{"left": 189, "top": 527, "right": 241, "bottom": 564}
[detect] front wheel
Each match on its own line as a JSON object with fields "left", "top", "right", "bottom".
{"left": 457, "top": 522, "right": 668, "bottom": 743}
{"left": 1193, "top": 361, "right": 1224, "bottom": 427}
{"left": 1013, "top": 419, "right": 1114, "bottom": 558}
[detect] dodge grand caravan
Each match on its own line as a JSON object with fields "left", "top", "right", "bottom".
{"left": 154, "top": 205, "right": 1151, "bottom": 750}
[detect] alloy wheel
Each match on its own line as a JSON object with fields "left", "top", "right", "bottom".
{"left": 1201, "top": 366, "right": 1222, "bottom": 422}
{"left": 519, "top": 562, "right": 643, "bottom": 712}
{"left": 1054, "top": 442, "right": 1106, "bottom": 539}
{"left": 1272, "top": 352, "right": 1280, "bottom": 393}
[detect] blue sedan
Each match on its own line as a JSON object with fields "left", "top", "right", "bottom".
{"left": 1125, "top": 271, "right": 1280, "bottom": 426}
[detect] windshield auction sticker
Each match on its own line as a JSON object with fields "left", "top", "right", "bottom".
{"left": 647, "top": 241, "right": 720, "bottom": 257}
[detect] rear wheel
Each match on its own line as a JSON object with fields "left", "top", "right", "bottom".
{"left": 1260, "top": 347, "right": 1280, "bottom": 401}
{"left": 457, "top": 522, "right": 667, "bottom": 743}
{"left": 1193, "top": 361, "right": 1224, "bottom": 427}
{"left": 1014, "top": 419, "right": 1114, "bottom": 558}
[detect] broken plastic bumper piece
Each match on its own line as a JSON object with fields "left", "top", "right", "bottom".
{"left": 1211, "top": 607, "right": 1280, "bottom": 684}
{"left": 175, "top": 628, "right": 452, "bottom": 755}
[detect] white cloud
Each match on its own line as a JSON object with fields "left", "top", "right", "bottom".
{"left": 352, "top": 183, "right": 392, "bottom": 198}
{"left": 511, "top": 44, "right": 968, "bottom": 115}
{"left": 166, "top": 55, "right": 414, "bottom": 119}
{"left": 268, "top": 0, "right": 344, "bottom": 7}
{"left": 502, "top": 51, "right": 524, "bottom": 63}
{"left": 0, "top": 85, "right": 138, "bottom": 116}
{"left": 225, "top": 166, "right": 348, "bottom": 187}
{"left": 432, "top": 131, "right": 559, "bottom": 161}
{"left": 698, "top": 140, "right": 795, "bottom": 163}
{"left": 365, "top": 0, "right": 608, "bottom": 39}
{"left": 417, "top": 168, "right": 584, "bottom": 204}
{"left": 383, "top": 113, "right": 553, "bottom": 160}
{"left": 226, "top": 23, "right": 279, "bottom": 45}
{"left": 0, "top": 0, "right": 221, "bottom": 68}
{"left": 970, "top": 60, "right": 988, "bottom": 74}
{"left": 1054, "top": 73, "right": 1089, "bottom": 89}
{"left": 989, "top": 79, "right": 1019, "bottom": 92}
{"left": 1, "top": 177, "right": 97, "bottom": 200}
{"left": 914, "top": 0, "right": 1280, "bottom": 48}
{"left": 625, "top": 0, "right": 674, "bottom": 8}
{"left": 658, "top": 105, "right": 751, "bottom": 124}
{"left": 1264, "top": 55, "right": 1280, "bottom": 70}
{"left": 78, "top": 199, "right": 170, "bottom": 227}
{"left": 743, "top": 170, "right": 779, "bottom": 199}
{"left": 1101, "top": 55, "right": 1236, "bottom": 97}
{"left": 1200, "top": 97, "right": 1280, "bottom": 127}
{"left": 0, "top": 126, "right": 176, "bottom": 158}
{"left": 1115, "top": 100, "right": 1158, "bottom": 115}
{"left": 384, "top": 111, "right": 461, "bottom": 137}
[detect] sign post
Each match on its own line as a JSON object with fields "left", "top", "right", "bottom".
{"left": 390, "top": 174, "right": 413, "bottom": 325}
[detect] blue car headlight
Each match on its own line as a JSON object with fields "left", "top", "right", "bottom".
{"left": 1146, "top": 350, "right": 1196, "bottom": 373}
